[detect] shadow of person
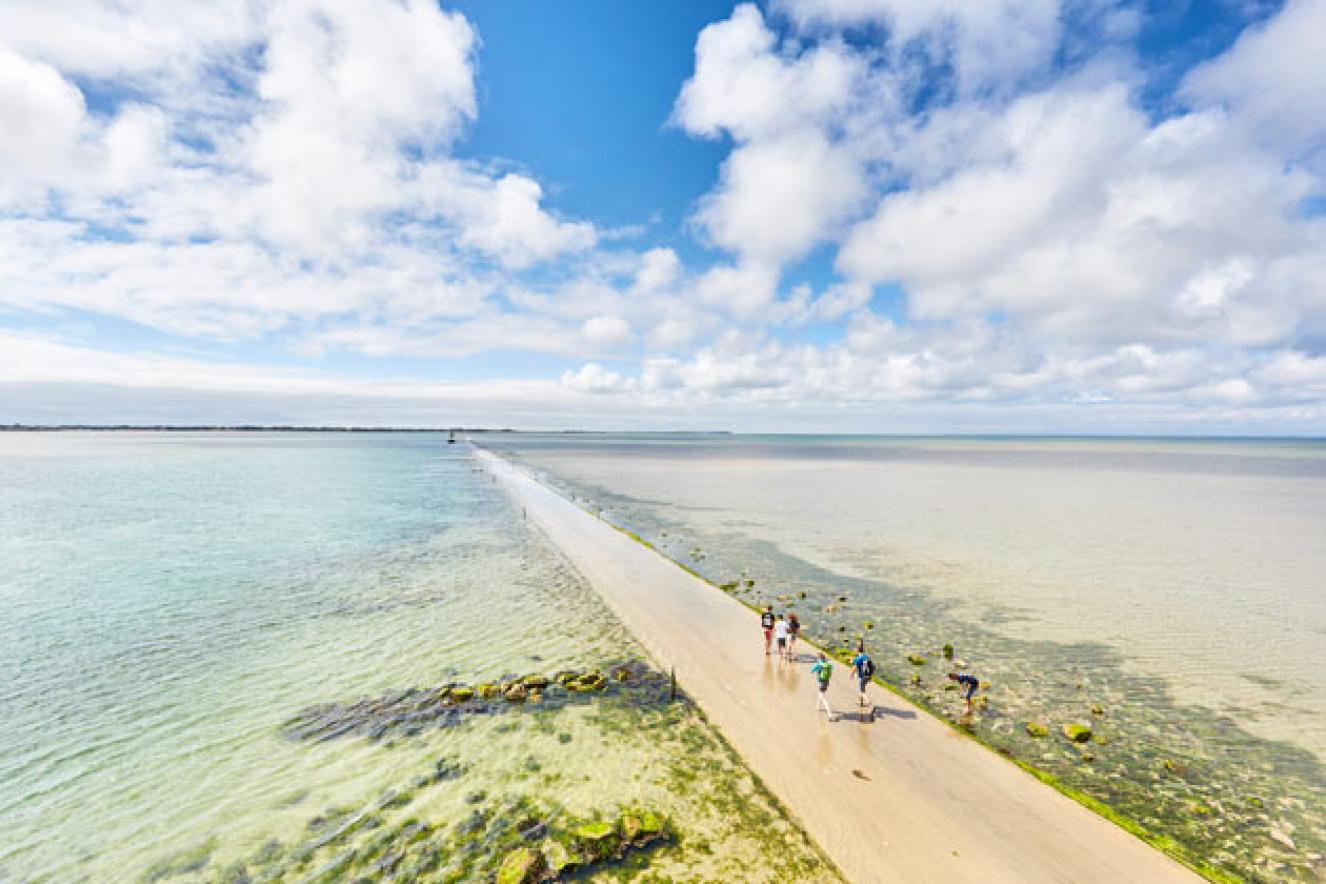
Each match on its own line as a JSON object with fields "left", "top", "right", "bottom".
{"left": 869, "top": 705, "right": 918, "bottom": 720}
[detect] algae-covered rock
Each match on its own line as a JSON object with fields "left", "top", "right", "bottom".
{"left": 450, "top": 686, "right": 475, "bottom": 702}
{"left": 864, "top": 621, "right": 874, "bottom": 630}
{"left": 719, "top": 581, "right": 738, "bottom": 591}
{"left": 639, "top": 811, "right": 663, "bottom": 838}
{"left": 521, "top": 674, "right": 550, "bottom": 689}
{"left": 1062, "top": 723, "right": 1093, "bottom": 743}
{"left": 573, "top": 822, "right": 618, "bottom": 861}
{"left": 942, "top": 644, "right": 954, "bottom": 660}
{"left": 1090, "top": 703, "right": 1104, "bottom": 716}
{"left": 799, "top": 591, "right": 807, "bottom": 598}
{"left": 574, "top": 672, "right": 606, "bottom": 692}
{"left": 496, "top": 846, "right": 543, "bottom": 884}
{"left": 907, "top": 654, "right": 926, "bottom": 666}
{"left": 621, "top": 811, "right": 665, "bottom": 848}
{"left": 610, "top": 665, "right": 631, "bottom": 683}
{"left": 477, "top": 683, "right": 501, "bottom": 700}
{"left": 541, "top": 838, "right": 579, "bottom": 876}
{"left": 554, "top": 670, "right": 579, "bottom": 686}
{"left": 503, "top": 683, "right": 527, "bottom": 703}
{"left": 1026, "top": 722, "right": 1049, "bottom": 738}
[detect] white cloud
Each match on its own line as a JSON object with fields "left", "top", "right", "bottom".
{"left": 1183, "top": 0, "right": 1326, "bottom": 165}
{"left": 776, "top": 0, "right": 1064, "bottom": 95}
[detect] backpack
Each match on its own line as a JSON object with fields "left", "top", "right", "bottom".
{"left": 860, "top": 657, "right": 876, "bottom": 678}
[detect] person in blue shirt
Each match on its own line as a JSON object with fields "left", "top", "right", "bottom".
{"left": 810, "top": 653, "right": 836, "bottom": 720}
{"left": 851, "top": 644, "right": 876, "bottom": 708}
{"left": 947, "top": 672, "right": 980, "bottom": 712}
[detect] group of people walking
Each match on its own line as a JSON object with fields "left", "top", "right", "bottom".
{"left": 759, "top": 603, "right": 979, "bottom": 722}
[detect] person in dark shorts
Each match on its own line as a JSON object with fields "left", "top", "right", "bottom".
{"left": 852, "top": 646, "right": 876, "bottom": 708}
{"left": 760, "top": 605, "right": 775, "bottom": 655}
{"left": 773, "top": 614, "right": 791, "bottom": 658}
{"left": 810, "top": 652, "right": 836, "bottom": 720}
{"left": 948, "top": 672, "right": 980, "bottom": 712}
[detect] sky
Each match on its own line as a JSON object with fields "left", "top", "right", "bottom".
{"left": 1, "top": 0, "right": 1324, "bottom": 432}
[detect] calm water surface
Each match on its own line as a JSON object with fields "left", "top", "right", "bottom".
{"left": 489, "top": 434, "right": 1326, "bottom": 882}
{"left": 0, "top": 432, "right": 832, "bottom": 883}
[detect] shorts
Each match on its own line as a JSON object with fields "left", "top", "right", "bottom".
{"left": 763, "top": 628, "right": 773, "bottom": 641}
{"left": 777, "top": 637, "right": 787, "bottom": 650}
{"left": 817, "top": 680, "right": 830, "bottom": 693}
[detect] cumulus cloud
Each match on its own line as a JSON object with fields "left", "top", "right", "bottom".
{"left": 0, "top": 0, "right": 1323, "bottom": 431}
{"left": 1183, "top": 0, "right": 1326, "bottom": 165}
{"left": 0, "top": 0, "right": 598, "bottom": 347}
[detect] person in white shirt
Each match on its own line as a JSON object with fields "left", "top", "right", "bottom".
{"left": 773, "top": 614, "right": 791, "bottom": 659}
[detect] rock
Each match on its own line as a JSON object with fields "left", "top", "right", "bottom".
{"left": 527, "top": 689, "right": 542, "bottom": 704}
{"left": 572, "top": 673, "right": 606, "bottom": 693}
{"left": 610, "top": 665, "right": 631, "bottom": 682}
{"left": 621, "top": 811, "right": 665, "bottom": 848}
{"left": 496, "top": 846, "right": 544, "bottom": 884}
{"left": 838, "top": 595, "right": 848, "bottom": 602}
{"left": 1026, "top": 722, "right": 1049, "bottom": 738}
{"left": 910, "top": 673, "right": 922, "bottom": 686}
{"left": 503, "top": 683, "right": 527, "bottom": 703}
{"left": 1162, "top": 759, "right": 1187, "bottom": 775}
{"left": 521, "top": 674, "right": 550, "bottom": 689}
{"left": 573, "top": 822, "right": 618, "bottom": 861}
{"left": 450, "top": 687, "right": 474, "bottom": 703}
{"left": 639, "top": 811, "right": 663, "bottom": 838}
{"left": 942, "top": 644, "right": 954, "bottom": 659}
{"left": 554, "top": 670, "right": 580, "bottom": 686}
{"left": 907, "top": 654, "right": 926, "bottom": 666}
{"left": 541, "top": 838, "right": 578, "bottom": 876}
{"left": 864, "top": 621, "right": 875, "bottom": 630}
{"left": 477, "top": 683, "right": 501, "bottom": 700}
{"left": 973, "top": 696, "right": 989, "bottom": 711}
{"left": 1090, "top": 704, "right": 1104, "bottom": 716}
{"left": 799, "top": 591, "right": 807, "bottom": 598}
{"left": 1062, "top": 723, "right": 1093, "bottom": 743}
{"left": 1080, "top": 752, "right": 1095, "bottom": 762}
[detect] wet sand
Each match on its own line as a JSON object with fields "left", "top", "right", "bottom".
{"left": 478, "top": 448, "right": 1200, "bottom": 884}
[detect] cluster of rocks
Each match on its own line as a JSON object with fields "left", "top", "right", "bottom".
{"left": 281, "top": 662, "right": 669, "bottom": 743}
{"left": 211, "top": 777, "right": 670, "bottom": 884}
{"left": 496, "top": 811, "right": 668, "bottom": 883}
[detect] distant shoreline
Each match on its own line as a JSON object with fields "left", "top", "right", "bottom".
{"left": 0, "top": 426, "right": 1319, "bottom": 441}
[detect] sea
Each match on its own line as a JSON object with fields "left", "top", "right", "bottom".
{"left": 0, "top": 432, "right": 833, "bottom": 883}
{"left": 485, "top": 433, "right": 1326, "bottom": 883}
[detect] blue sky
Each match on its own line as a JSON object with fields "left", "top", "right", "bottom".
{"left": 0, "top": 0, "right": 1323, "bottom": 431}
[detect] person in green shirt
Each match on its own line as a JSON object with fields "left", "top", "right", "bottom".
{"left": 810, "top": 653, "right": 836, "bottom": 720}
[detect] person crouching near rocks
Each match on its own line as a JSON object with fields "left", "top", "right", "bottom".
{"left": 947, "top": 671, "right": 980, "bottom": 712}
{"left": 811, "top": 653, "right": 836, "bottom": 721}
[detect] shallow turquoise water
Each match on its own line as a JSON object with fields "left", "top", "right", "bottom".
{"left": 0, "top": 431, "right": 835, "bottom": 883}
